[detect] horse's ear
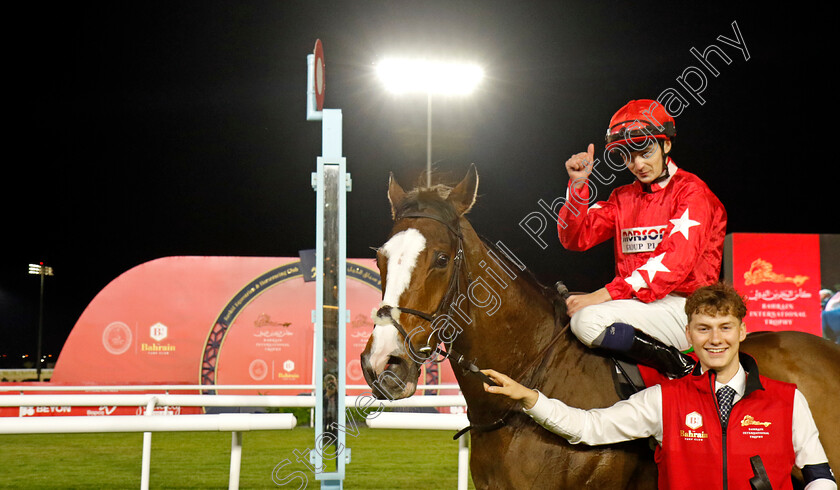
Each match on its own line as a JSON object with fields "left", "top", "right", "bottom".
{"left": 387, "top": 172, "right": 406, "bottom": 220}
{"left": 447, "top": 163, "right": 479, "bottom": 216}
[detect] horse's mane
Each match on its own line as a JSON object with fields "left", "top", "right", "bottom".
{"left": 478, "top": 234, "right": 569, "bottom": 323}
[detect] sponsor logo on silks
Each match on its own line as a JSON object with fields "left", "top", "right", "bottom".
{"left": 621, "top": 225, "right": 668, "bottom": 254}
{"left": 680, "top": 411, "right": 709, "bottom": 441}
{"left": 740, "top": 415, "right": 771, "bottom": 427}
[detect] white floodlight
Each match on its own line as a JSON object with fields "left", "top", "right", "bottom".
{"left": 376, "top": 58, "right": 484, "bottom": 95}
{"left": 376, "top": 58, "right": 484, "bottom": 187}
{"left": 28, "top": 263, "right": 53, "bottom": 276}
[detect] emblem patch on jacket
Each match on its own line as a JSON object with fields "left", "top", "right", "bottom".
{"left": 740, "top": 415, "right": 772, "bottom": 439}
{"left": 680, "top": 411, "right": 709, "bottom": 441}
{"left": 621, "top": 225, "right": 667, "bottom": 253}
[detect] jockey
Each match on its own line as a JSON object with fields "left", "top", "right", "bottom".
{"left": 558, "top": 99, "right": 727, "bottom": 378}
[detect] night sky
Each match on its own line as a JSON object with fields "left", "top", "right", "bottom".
{"left": 2, "top": 1, "right": 835, "bottom": 364}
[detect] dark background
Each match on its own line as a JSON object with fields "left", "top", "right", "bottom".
{"left": 2, "top": 1, "right": 836, "bottom": 367}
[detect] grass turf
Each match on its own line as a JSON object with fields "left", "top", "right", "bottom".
{"left": 0, "top": 427, "right": 475, "bottom": 489}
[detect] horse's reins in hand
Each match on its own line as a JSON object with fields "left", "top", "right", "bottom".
{"left": 449, "top": 307, "right": 570, "bottom": 440}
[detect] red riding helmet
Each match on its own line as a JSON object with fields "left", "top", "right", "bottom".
{"left": 605, "top": 99, "right": 676, "bottom": 151}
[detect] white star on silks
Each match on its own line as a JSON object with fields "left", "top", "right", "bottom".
{"left": 669, "top": 209, "right": 701, "bottom": 240}
{"left": 624, "top": 270, "right": 648, "bottom": 292}
{"left": 638, "top": 253, "right": 671, "bottom": 282}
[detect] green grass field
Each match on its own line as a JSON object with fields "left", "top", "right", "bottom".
{"left": 0, "top": 427, "right": 475, "bottom": 489}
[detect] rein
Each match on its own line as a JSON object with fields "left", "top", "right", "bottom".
{"left": 378, "top": 210, "right": 573, "bottom": 439}
{"left": 451, "top": 312, "right": 570, "bottom": 440}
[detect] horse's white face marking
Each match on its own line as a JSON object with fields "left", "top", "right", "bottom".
{"left": 380, "top": 228, "right": 426, "bottom": 311}
{"left": 368, "top": 228, "right": 426, "bottom": 373}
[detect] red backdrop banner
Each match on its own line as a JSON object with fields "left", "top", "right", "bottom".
{"left": 728, "top": 234, "right": 822, "bottom": 335}
{"left": 2, "top": 256, "right": 461, "bottom": 416}
{"left": 49, "top": 256, "right": 397, "bottom": 393}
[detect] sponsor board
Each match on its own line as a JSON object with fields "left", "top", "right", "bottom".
{"left": 35, "top": 257, "right": 458, "bottom": 401}
{"left": 726, "top": 233, "right": 822, "bottom": 335}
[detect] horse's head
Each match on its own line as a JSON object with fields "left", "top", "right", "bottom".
{"left": 361, "top": 164, "right": 478, "bottom": 400}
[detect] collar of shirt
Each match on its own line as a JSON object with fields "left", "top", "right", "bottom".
{"left": 636, "top": 158, "right": 678, "bottom": 193}
{"left": 711, "top": 363, "right": 746, "bottom": 404}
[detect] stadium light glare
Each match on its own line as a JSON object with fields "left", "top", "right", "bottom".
{"left": 376, "top": 58, "right": 484, "bottom": 95}
{"left": 375, "top": 58, "right": 484, "bottom": 187}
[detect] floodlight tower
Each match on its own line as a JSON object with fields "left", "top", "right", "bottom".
{"left": 376, "top": 58, "right": 484, "bottom": 187}
{"left": 28, "top": 262, "right": 54, "bottom": 381}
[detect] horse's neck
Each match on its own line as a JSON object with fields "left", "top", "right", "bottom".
{"left": 451, "top": 221, "right": 616, "bottom": 411}
{"left": 453, "top": 224, "right": 567, "bottom": 388}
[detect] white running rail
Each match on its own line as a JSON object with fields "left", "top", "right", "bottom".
{"left": 0, "top": 387, "right": 468, "bottom": 489}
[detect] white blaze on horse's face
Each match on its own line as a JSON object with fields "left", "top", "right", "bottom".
{"left": 368, "top": 228, "right": 426, "bottom": 374}
{"left": 380, "top": 228, "right": 427, "bottom": 309}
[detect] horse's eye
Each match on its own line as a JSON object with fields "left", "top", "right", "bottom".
{"left": 434, "top": 253, "right": 450, "bottom": 268}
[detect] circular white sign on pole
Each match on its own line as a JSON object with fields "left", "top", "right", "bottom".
{"left": 313, "top": 39, "right": 325, "bottom": 111}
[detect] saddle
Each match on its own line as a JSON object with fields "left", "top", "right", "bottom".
{"left": 611, "top": 358, "right": 667, "bottom": 399}
{"left": 552, "top": 281, "right": 691, "bottom": 400}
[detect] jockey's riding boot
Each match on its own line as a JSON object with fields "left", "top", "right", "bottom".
{"left": 625, "top": 329, "right": 696, "bottom": 378}
{"left": 594, "top": 322, "right": 695, "bottom": 379}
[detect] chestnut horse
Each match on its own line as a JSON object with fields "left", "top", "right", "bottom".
{"left": 360, "top": 164, "right": 840, "bottom": 488}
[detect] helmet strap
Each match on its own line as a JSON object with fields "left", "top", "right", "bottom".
{"left": 641, "top": 140, "right": 671, "bottom": 192}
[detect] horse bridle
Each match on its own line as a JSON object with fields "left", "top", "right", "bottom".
{"left": 375, "top": 208, "right": 572, "bottom": 439}
{"left": 375, "top": 210, "right": 471, "bottom": 363}
{"left": 376, "top": 210, "right": 505, "bottom": 388}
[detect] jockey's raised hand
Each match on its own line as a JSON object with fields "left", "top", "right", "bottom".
{"left": 564, "top": 143, "right": 595, "bottom": 189}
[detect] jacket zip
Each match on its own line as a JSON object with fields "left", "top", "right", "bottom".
{"left": 722, "top": 423, "right": 728, "bottom": 489}
{"left": 711, "top": 373, "right": 728, "bottom": 489}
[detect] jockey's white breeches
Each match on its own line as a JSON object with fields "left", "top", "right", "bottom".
{"left": 570, "top": 294, "right": 690, "bottom": 351}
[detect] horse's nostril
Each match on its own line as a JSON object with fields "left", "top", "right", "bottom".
{"left": 385, "top": 355, "right": 402, "bottom": 369}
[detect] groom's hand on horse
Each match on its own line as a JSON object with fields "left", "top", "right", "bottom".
{"left": 564, "top": 143, "right": 596, "bottom": 189}
{"left": 566, "top": 287, "right": 612, "bottom": 317}
{"left": 481, "top": 369, "right": 539, "bottom": 410}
